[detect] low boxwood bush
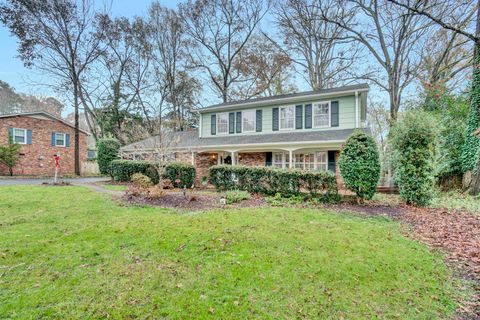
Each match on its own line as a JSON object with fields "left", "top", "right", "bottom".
{"left": 163, "top": 163, "right": 196, "bottom": 188}
{"left": 131, "top": 173, "right": 153, "bottom": 189}
{"left": 209, "top": 165, "right": 338, "bottom": 199}
{"left": 224, "top": 190, "right": 251, "bottom": 204}
{"left": 96, "top": 138, "right": 120, "bottom": 175}
{"left": 110, "top": 160, "right": 160, "bottom": 184}
{"left": 339, "top": 130, "right": 380, "bottom": 201}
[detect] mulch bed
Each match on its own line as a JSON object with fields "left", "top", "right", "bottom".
{"left": 125, "top": 192, "right": 267, "bottom": 211}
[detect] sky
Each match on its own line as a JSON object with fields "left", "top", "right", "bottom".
{"left": 0, "top": 0, "right": 180, "bottom": 100}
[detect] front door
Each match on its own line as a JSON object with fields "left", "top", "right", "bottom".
{"left": 222, "top": 155, "right": 232, "bottom": 165}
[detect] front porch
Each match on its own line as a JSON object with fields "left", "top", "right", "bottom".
{"left": 192, "top": 146, "right": 343, "bottom": 187}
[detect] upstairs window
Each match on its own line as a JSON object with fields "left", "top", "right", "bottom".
{"left": 216, "top": 113, "right": 228, "bottom": 134}
{"left": 55, "top": 133, "right": 66, "bottom": 147}
{"left": 280, "top": 105, "right": 295, "bottom": 130}
{"left": 13, "top": 128, "right": 27, "bottom": 144}
{"left": 242, "top": 110, "right": 256, "bottom": 133}
{"left": 313, "top": 102, "right": 330, "bottom": 127}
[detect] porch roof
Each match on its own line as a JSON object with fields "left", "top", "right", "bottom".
{"left": 120, "top": 128, "right": 370, "bottom": 152}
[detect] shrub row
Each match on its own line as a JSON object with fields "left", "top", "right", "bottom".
{"left": 163, "top": 163, "right": 196, "bottom": 188}
{"left": 110, "top": 160, "right": 160, "bottom": 184}
{"left": 209, "top": 165, "right": 337, "bottom": 198}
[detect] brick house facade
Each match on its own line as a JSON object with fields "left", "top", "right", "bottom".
{"left": 0, "top": 112, "right": 88, "bottom": 176}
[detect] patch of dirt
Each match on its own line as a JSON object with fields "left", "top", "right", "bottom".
{"left": 125, "top": 192, "right": 267, "bottom": 212}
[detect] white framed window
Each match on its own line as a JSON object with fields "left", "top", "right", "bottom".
{"left": 315, "top": 151, "right": 328, "bottom": 171}
{"left": 273, "top": 153, "right": 283, "bottom": 168}
{"left": 216, "top": 113, "right": 229, "bottom": 135}
{"left": 280, "top": 105, "right": 295, "bottom": 130}
{"left": 313, "top": 101, "right": 330, "bottom": 127}
{"left": 273, "top": 152, "right": 290, "bottom": 168}
{"left": 55, "top": 133, "right": 66, "bottom": 147}
{"left": 13, "top": 128, "right": 27, "bottom": 144}
{"left": 242, "top": 110, "right": 256, "bottom": 133}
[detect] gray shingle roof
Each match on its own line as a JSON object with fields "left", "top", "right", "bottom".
{"left": 121, "top": 128, "right": 371, "bottom": 151}
{"left": 200, "top": 83, "right": 369, "bottom": 113}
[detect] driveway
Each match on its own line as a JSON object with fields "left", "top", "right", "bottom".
{"left": 0, "top": 177, "right": 109, "bottom": 186}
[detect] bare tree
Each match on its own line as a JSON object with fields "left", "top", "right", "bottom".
{"left": 179, "top": 0, "right": 269, "bottom": 102}
{"left": 0, "top": 0, "right": 105, "bottom": 175}
{"left": 149, "top": 2, "right": 200, "bottom": 132}
{"left": 320, "top": 0, "right": 433, "bottom": 121}
{"left": 274, "top": 0, "right": 362, "bottom": 90}
{"left": 230, "top": 33, "right": 297, "bottom": 99}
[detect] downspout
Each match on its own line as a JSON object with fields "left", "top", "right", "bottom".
{"left": 355, "top": 91, "right": 359, "bottom": 128}
{"left": 198, "top": 111, "right": 202, "bottom": 138}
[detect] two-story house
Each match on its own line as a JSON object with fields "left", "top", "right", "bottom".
{"left": 120, "top": 83, "right": 370, "bottom": 185}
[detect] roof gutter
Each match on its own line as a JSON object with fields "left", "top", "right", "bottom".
{"left": 199, "top": 87, "right": 370, "bottom": 113}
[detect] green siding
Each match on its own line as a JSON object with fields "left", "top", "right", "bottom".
{"left": 201, "top": 95, "right": 357, "bottom": 138}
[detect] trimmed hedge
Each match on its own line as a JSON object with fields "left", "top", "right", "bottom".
{"left": 209, "top": 165, "right": 337, "bottom": 198}
{"left": 110, "top": 160, "right": 160, "bottom": 184}
{"left": 163, "top": 163, "right": 196, "bottom": 188}
{"left": 96, "top": 138, "right": 120, "bottom": 175}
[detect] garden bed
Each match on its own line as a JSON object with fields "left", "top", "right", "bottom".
{"left": 125, "top": 191, "right": 267, "bottom": 211}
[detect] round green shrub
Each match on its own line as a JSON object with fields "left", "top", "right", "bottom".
{"left": 391, "top": 110, "right": 436, "bottom": 206}
{"left": 131, "top": 173, "right": 153, "bottom": 189}
{"left": 339, "top": 130, "right": 380, "bottom": 200}
{"left": 96, "top": 138, "right": 121, "bottom": 175}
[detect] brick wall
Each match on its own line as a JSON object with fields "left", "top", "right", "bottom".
{"left": 195, "top": 152, "right": 218, "bottom": 180}
{"left": 0, "top": 116, "right": 87, "bottom": 176}
{"left": 238, "top": 152, "right": 266, "bottom": 166}
{"left": 175, "top": 151, "right": 193, "bottom": 164}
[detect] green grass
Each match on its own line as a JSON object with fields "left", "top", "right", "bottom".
{"left": 98, "top": 183, "right": 128, "bottom": 191}
{"left": 0, "top": 186, "right": 458, "bottom": 319}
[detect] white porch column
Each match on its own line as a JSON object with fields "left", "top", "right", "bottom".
{"left": 231, "top": 151, "right": 236, "bottom": 165}
{"left": 289, "top": 150, "right": 293, "bottom": 169}
{"left": 191, "top": 151, "right": 196, "bottom": 165}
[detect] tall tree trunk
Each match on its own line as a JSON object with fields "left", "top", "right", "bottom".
{"left": 468, "top": 1, "right": 480, "bottom": 195}
{"left": 74, "top": 80, "right": 80, "bottom": 176}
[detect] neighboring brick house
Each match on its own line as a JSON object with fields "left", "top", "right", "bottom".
{"left": 120, "top": 84, "right": 371, "bottom": 187}
{"left": 0, "top": 111, "right": 88, "bottom": 176}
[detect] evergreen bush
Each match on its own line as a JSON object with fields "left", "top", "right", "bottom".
{"left": 339, "top": 130, "right": 380, "bottom": 201}
{"left": 208, "top": 165, "right": 337, "bottom": 200}
{"left": 96, "top": 138, "right": 120, "bottom": 175}
{"left": 163, "top": 163, "right": 196, "bottom": 188}
{"left": 110, "top": 160, "right": 159, "bottom": 184}
{"left": 391, "top": 110, "right": 436, "bottom": 206}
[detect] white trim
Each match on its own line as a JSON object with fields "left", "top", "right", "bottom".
{"left": 355, "top": 91, "right": 359, "bottom": 128}
{"left": 279, "top": 105, "right": 295, "bottom": 130}
{"left": 216, "top": 112, "right": 229, "bottom": 135}
{"left": 312, "top": 101, "right": 331, "bottom": 128}
{"left": 241, "top": 110, "right": 256, "bottom": 133}
{"left": 55, "top": 132, "right": 66, "bottom": 147}
{"left": 12, "top": 128, "right": 27, "bottom": 145}
{"left": 199, "top": 87, "right": 369, "bottom": 113}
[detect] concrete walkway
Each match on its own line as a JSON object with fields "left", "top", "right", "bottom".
{"left": 0, "top": 177, "right": 109, "bottom": 186}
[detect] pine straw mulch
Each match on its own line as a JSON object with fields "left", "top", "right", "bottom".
{"left": 328, "top": 202, "right": 480, "bottom": 318}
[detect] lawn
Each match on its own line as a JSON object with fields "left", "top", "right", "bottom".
{"left": 0, "top": 186, "right": 458, "bottom": 319}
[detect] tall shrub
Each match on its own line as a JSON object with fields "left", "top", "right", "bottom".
{"left": 96, "top": 138, "right": 120, "bottom": 175}
{"left": 391, "top": 110, "right": 436, "bottom": 206}
{"left": 339, "top": 130, "right": 380, "bottom": 201}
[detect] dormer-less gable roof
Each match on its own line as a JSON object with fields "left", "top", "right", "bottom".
{"left": 199, "top": 83, "right": 369, "bottom": 113}
{"left": 0, "top": 111, "right": 90, "bottom": 134}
